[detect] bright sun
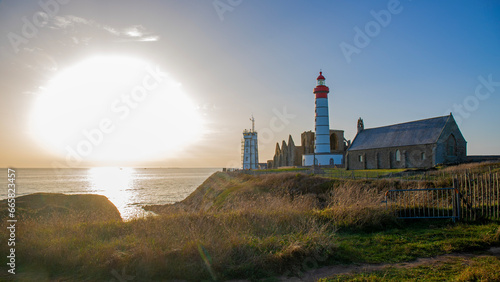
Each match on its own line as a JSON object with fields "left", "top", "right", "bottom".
{"left": 30, "top": 55, "right": 203, "bottom": 165}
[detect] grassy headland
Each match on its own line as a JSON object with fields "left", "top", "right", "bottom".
{"left": 1, "top": 163, "right": 499, "bottom": 281}
{"left": 0, "top": 193, "right": 121, "bottom": 222}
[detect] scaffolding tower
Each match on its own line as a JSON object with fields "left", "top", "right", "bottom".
{"left": 242, "top": 116, "right": 259, "bottom": 170}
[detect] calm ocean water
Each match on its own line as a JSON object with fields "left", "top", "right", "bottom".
{"left": 1, "top": 167, "right": 220, "bottom": 220}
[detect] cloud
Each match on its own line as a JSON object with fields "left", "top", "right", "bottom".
{"left": 124, "top": 26, "right": 145, "bottom": 37}
{"left": 26, "top": 48, "right": 58, "bottom": 72}
{"left": 138, "top": 36, "right": 160, "bottom": 42}
{"left": 49, "top": 15, "right": 160, "bottom": 42}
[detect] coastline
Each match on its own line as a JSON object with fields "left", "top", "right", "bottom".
{"left": 0, "top": 167, "right": 220, "bottom": 220}
{"left": 1, "top": 163, "right": 498, "bottom": 281}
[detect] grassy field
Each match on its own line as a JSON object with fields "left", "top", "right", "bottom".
{"left": 257, "top": 161, "right": 500, "bottom": 182}
{"left": 3, "top": 214, "right": 497, "bottom": 281}
{"left": 252, "top": 167, "right": 406, "bottom": 179}
{"left": 1, "top": 162, "right": 499, "bottom": 281}
{"left": 331, "top": 222, "right": 499, "bottom": 265}
{"left": 259, "top": 167, "right": 309, "bottom": 173}
{"left": 321, "top": 168, "right": 406, "bottom": 179}
{"left": 320, "top": 255, "right": 500, "bottom": 281}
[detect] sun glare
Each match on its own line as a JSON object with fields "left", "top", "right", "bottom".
{"left": 88, "top": 167, "right": 143, "bottom": 219}
{"left": 30, "top": 55, "right": 203, "bottom": 165}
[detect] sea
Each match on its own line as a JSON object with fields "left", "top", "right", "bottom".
{"left": 1, "top": 167, "right": 220, "bottom": 220}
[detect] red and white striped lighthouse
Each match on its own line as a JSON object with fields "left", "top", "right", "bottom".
{"left": 314, "top": 71, "right": 330, "bottom": 154}
{"left": 302, "top": 71, "right": 344, "bottom": 167}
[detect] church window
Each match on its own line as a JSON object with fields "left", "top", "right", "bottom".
{"left": 421, "top": 152, "right": 426, "bottom": 160}
{"left": 447, "top": 134, "right": 457, "bottom": 156}
{"left": 395, "top": 150, "right": 401, "bottom": 162}
{"left": 358, "top": 155, "right": 363, "bottom": 162}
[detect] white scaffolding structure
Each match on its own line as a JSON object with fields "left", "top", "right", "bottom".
{"left": 242, "top": 116, "right": 259, "bottom": 170}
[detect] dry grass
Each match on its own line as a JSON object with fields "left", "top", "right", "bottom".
{"left": 438, "top": 161, "right": 500, "bottom": 175}
{"left": 317, "top": 181, "right": 397, "bottom": 230}
{"left": 3, "top": 191, "right": 337, "bottom": 280}
{"left": 10, "top": 171, "right": 483, "bottom": 280}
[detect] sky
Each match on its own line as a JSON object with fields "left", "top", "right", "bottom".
{"left": 0, "top": 0, "right": 499, "bottom": 168}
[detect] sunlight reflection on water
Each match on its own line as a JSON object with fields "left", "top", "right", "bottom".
{"left": 0, "top": 167, "right": 219, "bottom": 221}
{"left": 88, "top": 167, "right": 151, "bottom": 220}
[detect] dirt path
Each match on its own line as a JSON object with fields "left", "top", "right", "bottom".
{"left": 278, "top": 247, "right": 500, "bottom": 282}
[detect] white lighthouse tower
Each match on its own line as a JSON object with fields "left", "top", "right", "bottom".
{"left": 314, "top": 71, "right": 331, "bottom": 154}
{"left": 242, "top": 116, "right": 259, "bottom": 170}
{"left": 303, "top": 71, "right": 343, "bottom": 166}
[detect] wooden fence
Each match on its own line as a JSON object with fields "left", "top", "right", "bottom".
{"left": 455, "top": 173, "right": 499, "bottom": 221}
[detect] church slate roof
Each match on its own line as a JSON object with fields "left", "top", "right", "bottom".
{"left": 348, "top": 115, "right": 451, "bottom": 151}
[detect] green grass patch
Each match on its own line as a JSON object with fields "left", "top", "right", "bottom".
{"left": 262, "top": 168, "right": 309, "bottom": 172}
{"left": 321, "top": 168, "right": 407, "bottom": 179}
{"left": 330, "top": 222, "right": 499, "bottom": 265}
{"left": 213, "top": 185, "right": 241, "bottom": 207}
{"left": 321, "top": 255, "right": 500, "bottom": 281}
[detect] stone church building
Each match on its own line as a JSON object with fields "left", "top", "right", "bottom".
{"left": 268, "top": 130, "right": 348, "bottom": 168}
{"left": 346, "top": 114, "right": 466, "bottom": 170}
